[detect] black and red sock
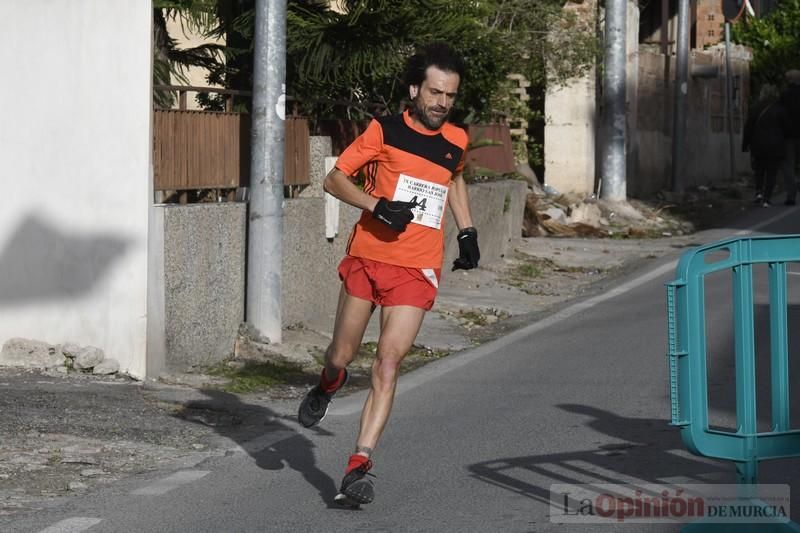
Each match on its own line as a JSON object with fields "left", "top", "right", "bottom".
{"left": 319, "top": 368, "right": 346, "bottom": 394}
{"left": 345, "top": 453, "right": 372, "bottom": 475}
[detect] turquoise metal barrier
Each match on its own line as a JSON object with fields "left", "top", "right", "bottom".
{"left": 667, "top": 234, "right": 800, "bottom": 531}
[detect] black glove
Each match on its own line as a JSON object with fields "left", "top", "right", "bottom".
{"left": 452, "top": 227, "right": 480, "bottom": 271}
{"left": 372, "top": 197, "right": 416, "bottom": 232}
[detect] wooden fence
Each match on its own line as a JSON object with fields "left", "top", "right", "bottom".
{"left": 153, "top": 110, "right": 310, "bottom": 192}
{"left": 154, "top": 110, "right": 248, "bottom": 190}
{"left": 284, "top": 116, "right": 310, "bottom": 187}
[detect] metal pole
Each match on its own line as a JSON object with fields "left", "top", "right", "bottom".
{"left": 724, "top": 23, "right": 737, "bottom": 181}
{"left": 671, "top": 0, "right": 690, "bottom": 194}
{"left": 660, "top": 0, "right": 668, "bottom": 55}
{"left": 600, "top": 0, "right": 627, "bottom": 201}
{"left": 247, "top": 0, "right": 286, "bottom": 343}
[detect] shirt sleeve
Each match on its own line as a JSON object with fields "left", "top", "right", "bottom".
{"left": 335, "top": 119, "right": 384, "bottom": 176}
{"left": 454, "top": 128, "right": 468, "bottom": 175}
{"left": 455, "top": 151, "right": 465, "bottom": 175}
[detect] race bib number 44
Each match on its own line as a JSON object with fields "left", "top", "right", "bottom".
{"left": 392, "top": 174, "right": 449, "bottom": 229}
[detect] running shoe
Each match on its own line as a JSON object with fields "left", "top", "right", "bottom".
{"left": 334, "top": 459, "right": 375, "bottom": 507}
{"left": 297, "top": 369, "right": 348, "bottom": 428}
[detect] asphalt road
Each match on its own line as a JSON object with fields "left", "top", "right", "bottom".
{"left": 11, "top": 206, "right": 800, "bottom": 533}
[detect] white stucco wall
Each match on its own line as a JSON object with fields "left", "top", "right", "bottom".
{"left": 0, "top": 1, "right": 152, "bottom": 377}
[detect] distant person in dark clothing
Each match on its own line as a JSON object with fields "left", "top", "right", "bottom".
{"left": 780, "top": 69, "right": 800, "bottom": 205}
{"left": 742, "top": 84, "right": 790, "bottom": 207}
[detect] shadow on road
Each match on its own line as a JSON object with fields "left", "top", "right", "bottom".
{"left": 174, "top": 388, "right": 342, "bottom": 506}
{"left": 467, "top": 404, "right": 730, "bottom": 506}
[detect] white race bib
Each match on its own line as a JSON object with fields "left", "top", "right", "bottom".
{"left": 391, "top": 174, "right": 449, "bottom": 229}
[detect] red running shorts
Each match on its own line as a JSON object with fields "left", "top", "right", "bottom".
{"left": 337, "top": 256, "right": 440, "bottom": 311}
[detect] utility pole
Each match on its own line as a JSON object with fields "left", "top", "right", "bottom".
{"left": 247, "top": 0, "right": 287, "bottom": 344}
{"left": 600, "top": 0, "right": 627, "bottom": 202}
{"left": 671, "top": 0, "right": 690, "bottom": 194}
{"left": 724, "top": 22, "right": 737, "bottom": 181}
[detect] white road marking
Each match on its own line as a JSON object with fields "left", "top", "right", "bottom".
{"left": 131, "top": 470, "right": 210, "bottom": 495}
{"left": 37, "top": 517, "right": 102, "bottom": 533}
{"left": 734, "top": 208, "right": 796, "bottom": 235}
{"left": 333, "top": 210, "right": 800, "bottom": 416}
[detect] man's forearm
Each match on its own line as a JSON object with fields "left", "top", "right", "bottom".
{"left": 448, "top": 175, "right": 474, "bottom": 229}
{"left": 323, "top": 168, "right": 379, "bottom": 212}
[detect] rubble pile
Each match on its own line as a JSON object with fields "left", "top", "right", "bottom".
{"left": 0, "top": 338, "right": 121, "bottom": 376}
{"left": 522, "top": 180, "right": 750, "bottom": 239}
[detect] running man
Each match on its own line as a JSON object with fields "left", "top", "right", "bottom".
{"left": 297, "top": 42, "right": 480, "bottom": 507}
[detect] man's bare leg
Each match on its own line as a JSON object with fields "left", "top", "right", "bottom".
{"left": 333, "top": 304, "right": 426, "bottom": 506}
{"left": 297, "top": 286, "right": 373, "bottom": 429}
{"left": 355, "top": 304, "right": 426, "bottom": 457}
{"left": 324, "top": 286, "right": 375, "bottom": 377}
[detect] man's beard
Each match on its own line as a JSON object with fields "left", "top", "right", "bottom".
{"left": 410, "top": 98, "right": 449, "bottom": 130}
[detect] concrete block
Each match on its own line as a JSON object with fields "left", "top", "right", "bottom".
{"left": 546, "top": 77, "right": 596, "bottom": 124}
{"left": 545, "top": 125, "right": 596, "bottom": 194}
{"left": 568, "top": 203, "right": 603, "bottom": 225}
{"left": 163, "top": 203, "right": 246, "bottom": 371}
{"left": 545, "top": 70, "right": 596, "bottom": 195}
{"left": 282, "top": 198, "right": 361, "bottom": 328}
{"left": 442, "top": 180, "right": 528, "bottom": 270}
{"left": 92, "top": 358, "right": 120, "bottom": 375}
{"left": 0, "top": 338, "right": 63, "bottom": 369}
{"left": 299, "top": 136, "right": 332, "bottom": 198}
{"left": 543, "top": 207, "right": 567, "bottom": 223}
{"left": 73, "top": 346, "right": 104, "bottom": 370}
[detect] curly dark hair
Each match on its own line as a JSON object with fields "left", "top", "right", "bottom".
{"left": 403, "top": 42, "right": 466, "bottom": 89}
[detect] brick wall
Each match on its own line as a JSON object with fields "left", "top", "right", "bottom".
{"left": 695, "top": 0, "right": 725, "bottom": 49}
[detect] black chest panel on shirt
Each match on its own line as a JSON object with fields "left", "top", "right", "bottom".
{"left": 377, "top": 114, "right": 464, "bottom": 175}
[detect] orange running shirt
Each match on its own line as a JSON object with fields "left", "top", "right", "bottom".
{"left": 335, "top": 110, "right": 468, "bottom": 269}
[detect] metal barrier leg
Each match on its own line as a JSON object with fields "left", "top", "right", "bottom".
{"left": 769, "top": 262, "right": 791, "bottom": 432}
{"left": 735, "top": 459, "right": 758, "bottom": 487}
{"left": 733, "top": 264, "right": 759, "bottom": 484}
